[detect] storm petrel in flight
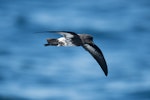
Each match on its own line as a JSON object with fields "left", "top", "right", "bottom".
{"left": 42, "top": 31, "right": 108, "bottom": 76}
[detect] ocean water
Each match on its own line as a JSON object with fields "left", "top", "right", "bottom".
{"left": 0, "top": 0, "right": 150, "bottom": 100}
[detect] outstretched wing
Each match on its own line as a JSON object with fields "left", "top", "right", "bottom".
{"left": 37, "top": 31, "right": 83, "bottom": 46}
{"left": 82, "top": 43, "right": 108, "bottom": 76}
{"left": 38, "top": 31, "right": 79, "bottom": 38}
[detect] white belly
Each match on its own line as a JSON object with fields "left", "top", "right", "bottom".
{"left": 58, "top": 37, "right": 75, "bottom": 46}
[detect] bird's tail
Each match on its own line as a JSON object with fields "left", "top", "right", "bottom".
{"left": 45, "top": 39, "right": 59, "bottom": 46}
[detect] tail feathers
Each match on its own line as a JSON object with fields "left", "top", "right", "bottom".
{"left": 45, "top": 39, "right": 59, "bottom": 46}
{"left": 44, "top": 44, "right": 50, "bottom": 46}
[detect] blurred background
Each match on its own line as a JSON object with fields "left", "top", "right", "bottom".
{"left": 0, "top": 0, "right": 150, "bottom": 100}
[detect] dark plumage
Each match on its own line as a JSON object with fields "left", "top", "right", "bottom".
{"left": 41, "top": 31, "right": 108, "bottom": 76}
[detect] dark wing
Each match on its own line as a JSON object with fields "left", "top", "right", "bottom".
{"left": 82, "top": 43, "right": 108, "bottom": 76}
{"left": 39, "top": 31, "right": 79, "bottom": 38}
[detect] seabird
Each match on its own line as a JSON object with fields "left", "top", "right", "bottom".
{"left": 41, "top": 31, "right": 108, "bottom": 76}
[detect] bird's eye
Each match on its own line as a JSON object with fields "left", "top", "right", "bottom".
{"left": 89, "top": 37, "right": 93, "bottom": 40}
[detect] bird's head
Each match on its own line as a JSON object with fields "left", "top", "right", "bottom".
{"left": 78, "top": 34, "right": 93, "bottom": 44}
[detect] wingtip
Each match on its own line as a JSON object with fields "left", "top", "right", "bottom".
{"left": 101, "top": 65, "right": 108, "bottom": 76}
{"left": 35, "top": 31, "right": 52, "bottom": 34}
{"left": 103, "top": 68, "right": 108, "bottom": 76}
{"left": 105, "top": 72, "right": 108, "bottom": 76}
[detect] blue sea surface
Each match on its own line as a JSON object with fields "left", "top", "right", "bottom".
{"left": 0, "top": 0, "right": 150, "bottom": 100}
